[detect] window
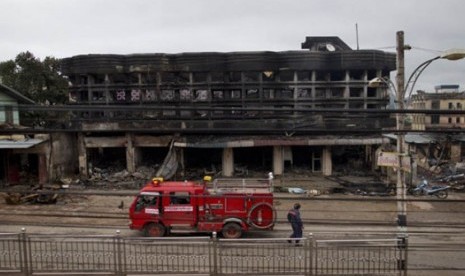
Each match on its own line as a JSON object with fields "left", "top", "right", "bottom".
{"left": 180, "top": 89, "right": 192, "bottom": 101}
{"left": 226, "top": 72, "right": 241, "bottom": 82}
{"left": 193, "top": 72, "right": 208, "bottom": 83}
{"left": 262, "top": 71, "right": 275, "bottom": 82}
{"left": 457, "top": 117, "right": 461, "bottom": 123}
{"left": 170, "top": 192, "right": 190, "bottom": 205}
{"left": 246, "top": 89, "right": 259, "bottom": 99}
{"left": 297, "top": 89, "right": 310, "bottom": 98}
{"left": 449, "top": 102, "right": 454, "bottom": 109}
{"left": 297, "top": 71, "right": 311, "bottom": 81}
{"left": 244, "top": 72, "right": 259, "bottom": 82}
{"left": 135, "top": 194, "right": 159, "bottom": 211}
{"left": 211, "top": 72, "right": 224, "bottom": 82}
{"left": 279, "top": 71, "right": 294, "bottom": 82}
{"left": 160, "top": 90, "right": 175, "bottom": 101}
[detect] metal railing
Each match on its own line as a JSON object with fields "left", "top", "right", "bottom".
{"left": 0, "top": 230, "right": 407, "bottom": 276}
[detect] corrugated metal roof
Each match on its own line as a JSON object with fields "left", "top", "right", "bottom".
{"left": 0, "top": 138, "right": 45, "bottom": 149}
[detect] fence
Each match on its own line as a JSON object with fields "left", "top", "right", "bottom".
{"left": 0, "top": 231, "right": 407, "bottom": 276}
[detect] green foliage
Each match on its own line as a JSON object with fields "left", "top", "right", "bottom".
{"left": 0, "top": 51, "right": 68, "bottom": 104}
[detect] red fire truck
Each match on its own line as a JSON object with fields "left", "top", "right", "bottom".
{"left": 129, "top": 175, "right": 276, "bottom": 238}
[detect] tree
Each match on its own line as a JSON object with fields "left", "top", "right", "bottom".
{"left": 0, "top": 51, "right": 68, "bottom": 104}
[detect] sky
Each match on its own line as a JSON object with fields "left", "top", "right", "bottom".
{"left": 1, "top": 0, "right": 464, "bottom": 92}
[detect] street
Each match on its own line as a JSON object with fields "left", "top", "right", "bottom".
{"left": 1, "top": 189, "right": 465, "bottom": 275}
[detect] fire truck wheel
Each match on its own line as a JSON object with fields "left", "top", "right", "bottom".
{"left": 144, "top": 223, "right": 166, "bottom": 237}
{"left": 221, "top": 223, "right": 242, "bottom": 239}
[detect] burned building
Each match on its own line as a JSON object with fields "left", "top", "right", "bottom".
{"left": 60, "top": 37, "right": 396, "bottom": 180}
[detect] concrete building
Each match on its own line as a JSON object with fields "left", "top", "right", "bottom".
{"left": 59, "top": 37, "right": 396, "bottom": 180}
{"left": 411, "top": 85, "right": 465, "bottom": 131}
{"left": 408, "top": 85, "right": 465, "bottom": 173}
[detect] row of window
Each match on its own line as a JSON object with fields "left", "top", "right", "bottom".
{"left": 70, "top": 87, "right": 378, "bottom": 103}
{"left": 71, "top": 70, "right": 378, "bottom": 86}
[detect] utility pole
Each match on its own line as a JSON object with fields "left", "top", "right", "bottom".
{"left": 396, "top": 31, "right": 407, "bottom": 229}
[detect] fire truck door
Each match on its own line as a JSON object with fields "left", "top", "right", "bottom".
{"left": 162, "top": 191, "right": 196, "bottom": 226}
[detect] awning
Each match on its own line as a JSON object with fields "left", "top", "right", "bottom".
{"left": 174, "top": 135, "right": 388, "bottom": 148}
{"left": 0, "top": 138, "right": 46, "bottom": 149}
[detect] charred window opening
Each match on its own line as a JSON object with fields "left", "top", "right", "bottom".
{"left": 366, "top": 70, "right": 378, "bottom": 82}
{"left": 279, "top": 71, "right": 294, "bottom": 82}
{"left": 112, "top": 73, "right": 127, "bottom": 85}
{"left": 349, "top": 70, "right": 365, "bottom": 80}
{"left": 90, "top": 74, "right": 106, "bottom": 85}
{"left": 330, "top": 88, "right": 345, "bottom": 98}
{"left": 349, "top": 102, "right": 364, "bottom": 109}
{"left": 297, "top": 71, "right": 312, "bottom": 81}
{"left": 79, "top": 90, "right": 89, "bottom": 102}
{"left": 276, "top": 89, "right": 293, "bottom": 99}
{"left": 160, "top": 90, "right": 176, "bottom": 101}
{"left": 367, "top": 87, "right": 377, "bottom": 98}
{"left": 180, "top": 89, "right": 193, "bottom": 102}
{"left": 263, "top": 89, "right": 274, "bottom": 99}
{"left": 315, "top": 88, "right": 326, "bottom": 99}
{"left": 262, "top": 71, "right": 275, "bottom": 82}
{"left": 244, "top": 72, "right": 259, "bottom": 82}
{"left": 129, "top": 73, "right": 139, "bottom": 84}
{"left": 195, "top": 90, "right": 209, "bottom": 101}
{"left": 349, "top": 87, "right": 364, "bottom": 98}
{"left": 330, "top": 71, "right": 345, "bottom": 81}
{"left": 88, "top": 147, "right": 127, "bottom": 174}
{"left": 193, "top": 72, "right": 208, "bottom": 83}
{"left": 92, "top": 90, "right": 105, "bottom": 102}
{"left": 212, "top": 90, "right": 224, "bottom": 101}
{"left": 161, "top": 72, "right": 177, "bottom": 83}
{"left": 226, "top": 72, "right": 241, "bottom": 82}
{"left": 297, "top": 89, "right": 310, "bottom": 99}
{"left": 315, "top": 71, "right": 329, "bottom": 81}
{"left": 211, "top": 72, "right": 224, "bottom": 82}
{"left": 246, "top": 89, "right": 259, "bottom": 99}
{"left": 230, "top": 90, "right": 242, "bottom": 100}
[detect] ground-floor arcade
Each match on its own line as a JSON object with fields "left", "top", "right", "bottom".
{"left": 77, "top": 134, "right": 388, "bottom": 180}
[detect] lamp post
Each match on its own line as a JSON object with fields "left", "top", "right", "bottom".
{"left": 370, "top": 31, "right": 465, "bottom": 231}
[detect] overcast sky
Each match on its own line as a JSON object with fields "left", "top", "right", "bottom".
{"left": 1, "top": 0, "right": 464, "bottom": 92}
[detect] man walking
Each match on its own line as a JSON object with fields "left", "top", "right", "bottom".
{"left": 287, "top": 203, "right": 303, "bottom": 244}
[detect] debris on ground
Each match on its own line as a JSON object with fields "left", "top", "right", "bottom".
{"left": 0, "top": 184, "right": 60, "bottom": 205}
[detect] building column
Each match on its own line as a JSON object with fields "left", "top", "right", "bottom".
{"left": 126, "top": 133, "right": 135, "bottom": 173}
{"left": 222, "top": 147, "right": 234, "bottom": 177}
{"left": 77, "top": 133, "right": 88, "bottom": 178}
{"left": 322, "top": 146, "right": 332, "bottom": 176}
{"left": 451, "top": 143, "right": 461, "bottom": 162}
{"left": 38, "top": 154, "right": 48, "bottom": 185}
{"left": 273, "top": 146, "right": 283, "bottom": 176}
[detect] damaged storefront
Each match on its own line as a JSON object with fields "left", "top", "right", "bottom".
{"left": 76, "top": 133, "right": 389, "bottom": 184}
{"left": 0, "top": 135, "right": 48, "bottom": 186}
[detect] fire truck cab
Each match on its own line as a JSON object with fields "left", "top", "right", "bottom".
{"left": 129, "top": 176, "right": 276, "bottom": 238}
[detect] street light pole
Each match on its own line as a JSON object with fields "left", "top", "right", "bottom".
{"left": 369, "top": 32, "right": 465, "bottom": 230}
{"left": 396, "top": 31, "right": 407, "bottom": 229}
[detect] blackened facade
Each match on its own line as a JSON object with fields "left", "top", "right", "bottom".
{"left": 60, "top": 37, "right": 396, "bottom": 179}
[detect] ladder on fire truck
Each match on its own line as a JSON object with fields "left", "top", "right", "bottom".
{"left": 207, "top": 172, "right": 274, "bottom": 194}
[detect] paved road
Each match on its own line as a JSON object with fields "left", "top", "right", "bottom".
{"left": 1, "top": 192, "right": 465, "bottom": 275}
